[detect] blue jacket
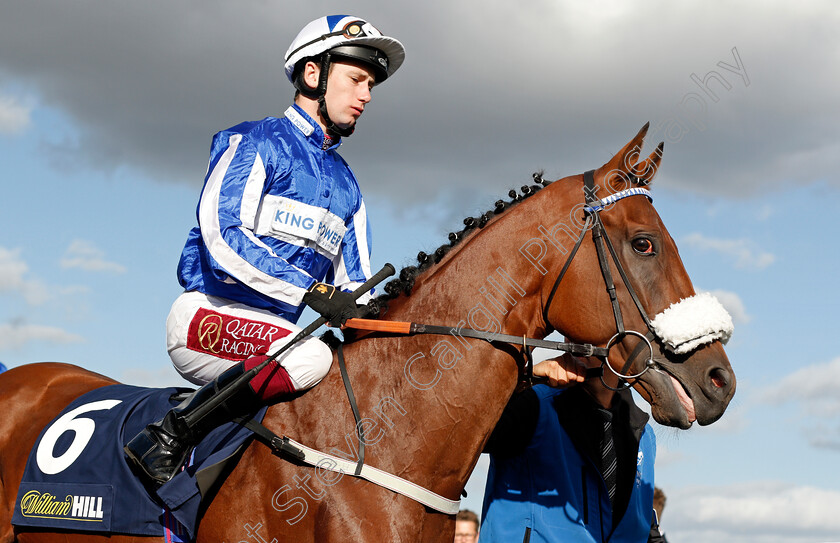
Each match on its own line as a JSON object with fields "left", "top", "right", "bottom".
{"left": 177, "top": 104, "right": 374, "bottom": 322}
{"left": 480, "top": 385, "right": 656, "bottom": 543}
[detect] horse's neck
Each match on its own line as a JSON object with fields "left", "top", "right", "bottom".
{"left": 333, "top": 211, "right": 554, "bottom": 498}
{"left": 270, "top": 185, "right": 576, "bottom": 500}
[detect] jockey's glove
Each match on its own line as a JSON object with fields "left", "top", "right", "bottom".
{"left": 303, "top": 282, "right": 361, "bottom": 327}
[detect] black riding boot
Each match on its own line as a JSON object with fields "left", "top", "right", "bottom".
{"left": 124, "top": 363, "right": 261, "bottom": 485}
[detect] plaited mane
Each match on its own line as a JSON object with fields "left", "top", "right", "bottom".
{"left": 365, "top": 172, "right": 551, "bottom": 316}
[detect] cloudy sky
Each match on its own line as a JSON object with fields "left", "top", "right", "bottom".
{"left": 1, "top": 1, "right": 839, "bottom": 541}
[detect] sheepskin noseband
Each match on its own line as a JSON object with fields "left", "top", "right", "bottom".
{"left": 650, "top": 292, "right": 734, "bottom": 354}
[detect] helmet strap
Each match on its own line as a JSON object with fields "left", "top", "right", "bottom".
{"left": 318, "top": 96, "right": 354, "bottom": 138}
{"left": 315, "top": 52, "right": 354, "bottom": 138}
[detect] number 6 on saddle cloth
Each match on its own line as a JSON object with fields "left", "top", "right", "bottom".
{"left": 11, "top": 264, "right": 397, "bottom": 539}
{"left": 12, "top": 384, "right": 266, "bottom": 539}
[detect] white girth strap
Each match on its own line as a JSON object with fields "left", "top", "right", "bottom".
{"left": 650, "top": 292, "right": 734, "bottom": 354}
{"left": 284, "top": 437, "right": 461, "bottom": 515}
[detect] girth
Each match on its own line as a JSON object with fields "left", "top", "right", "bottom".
{"left": 236, "top": 342, "right": 462, "bottom": 515}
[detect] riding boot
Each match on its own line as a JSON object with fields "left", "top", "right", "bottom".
{"left": 124, "top": 362, "right": 262, "bottom": 485}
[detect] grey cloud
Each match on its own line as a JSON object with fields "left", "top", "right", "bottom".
{"left": 1, "top": 0, "right": 838, "bottom": 209}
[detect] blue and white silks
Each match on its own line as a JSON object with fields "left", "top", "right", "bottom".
{"left": 177, "top": 104, "right": 374, "bottom": 323}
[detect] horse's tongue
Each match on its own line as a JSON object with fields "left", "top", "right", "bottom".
{"left": 669, "top": 374, "right": 696, "bottom": 423}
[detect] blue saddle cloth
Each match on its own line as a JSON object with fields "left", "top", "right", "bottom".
{"left": 12, "top": 384, "right": 266, "bottom": 538}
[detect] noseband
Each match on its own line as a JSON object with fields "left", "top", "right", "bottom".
{"left": 542, "top": 170, "right": 658, "bottom": 390}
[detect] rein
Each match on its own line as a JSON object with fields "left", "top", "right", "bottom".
{"left": 344, "top": 318, "right": 609, "bottom": 358}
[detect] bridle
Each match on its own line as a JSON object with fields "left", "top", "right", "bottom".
{"left": 343, "top": 169, "right": 727, "bottom": 389}
{"left": 542, "top": 169, "right": 659, "bottom": 390}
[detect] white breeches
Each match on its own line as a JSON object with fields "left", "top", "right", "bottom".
{"left": 165, "top": 291, "right": 333, "bottom": 390}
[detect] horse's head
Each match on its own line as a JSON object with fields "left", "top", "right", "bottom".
{"left": 543, "top": 124, "right": 736, "bottom": 429}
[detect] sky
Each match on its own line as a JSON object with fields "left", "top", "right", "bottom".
{"left": 1, "top": 1, "right": 839, "bottom": 541}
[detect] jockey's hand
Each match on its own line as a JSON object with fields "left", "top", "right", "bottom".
{"left": 303, "top": 283, "right": 361, "bottom": 327}
{"left": 533, "top": 354, "right": 588, "bottom": 388}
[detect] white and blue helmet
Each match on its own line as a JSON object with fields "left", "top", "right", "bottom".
{"left": 284, "top": 15, "right": 405, "bottom": 89}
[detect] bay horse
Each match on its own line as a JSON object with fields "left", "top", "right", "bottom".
{"left": 0, "top": 124, "right": 735, "bottom": 542}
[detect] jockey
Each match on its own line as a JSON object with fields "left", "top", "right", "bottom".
{"left": 124, "top": 15, "right": 405, "bottom": 484}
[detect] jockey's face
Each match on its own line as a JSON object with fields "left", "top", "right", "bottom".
{"left": 297, "top": 59, "right": 376, "bottom": 134}
{"left": 321, "top": 61, "right": 375, "bottom": 131}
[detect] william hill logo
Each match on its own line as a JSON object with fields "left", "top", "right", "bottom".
{"left": 20, "top": 490, "right": 105, "bottom": 521}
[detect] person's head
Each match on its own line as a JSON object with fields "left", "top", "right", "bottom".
{"left": 454, "top": 509, "right": 479, "bottom": 542}
{"left": 284, "top": 15, "right": 405, "bottom": 137}
{"left": 653, "top": 486, "right": 667, "bottom": 520}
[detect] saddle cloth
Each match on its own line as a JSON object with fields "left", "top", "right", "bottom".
{"left": 12, "top": 384, "right": 266, "bottom": 538}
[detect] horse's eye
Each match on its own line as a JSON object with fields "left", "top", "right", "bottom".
{"left": 632, "top": 237, "right": 655, "bottom": 255}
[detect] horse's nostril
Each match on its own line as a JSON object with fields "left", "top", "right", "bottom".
{"left": 710, "top": 368, "right": 728, "bottom": 389}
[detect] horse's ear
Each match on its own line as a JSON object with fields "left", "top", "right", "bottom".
{"left": 604, "top": 123, "right": 664, "bottom": 189}
{"left": 632, "top": 142, "right": 665, "bottom": 186}
{"left": 609, "top": 122, "right": 649, "bottom": 172}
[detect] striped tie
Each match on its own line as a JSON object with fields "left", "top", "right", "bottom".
{"left": 599, "top": 409, "right": 618, "bottom": 506}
